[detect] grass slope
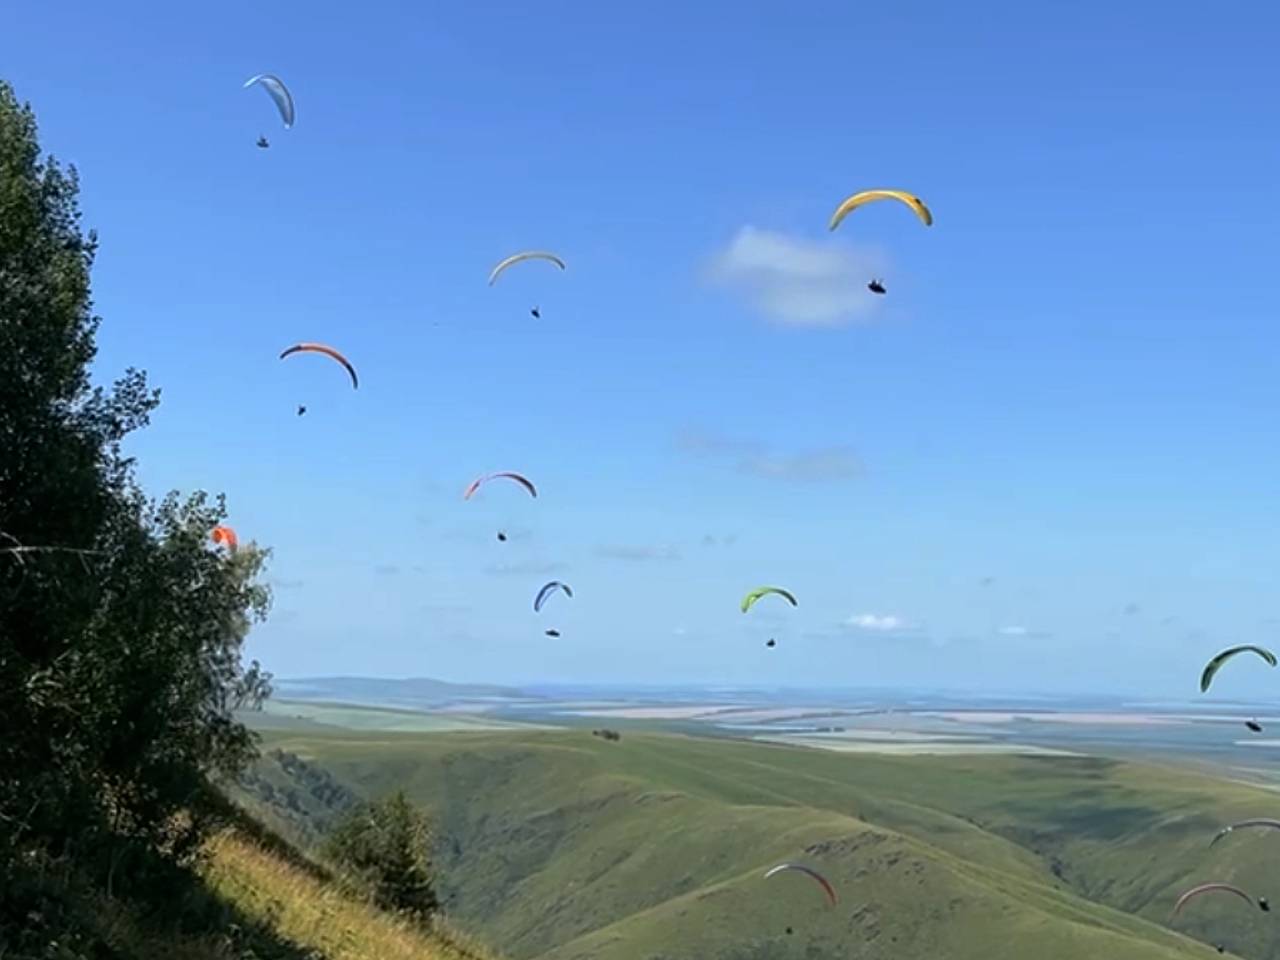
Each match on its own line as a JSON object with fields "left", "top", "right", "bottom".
{"left": 4, "top": 818, "right": 483, "bottom": 960}
{"left": 251, "top": 728, "right": 1279, "bottom": 960}
{"left": 201, "top": 828, "right": 488, "bottom": 960}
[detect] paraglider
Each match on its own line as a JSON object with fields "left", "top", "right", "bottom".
{"left": 296, "top": 405, "right": 307, "bottom": 417}
{"left": 766, "top": 638, "right": 777, "bottom": 648}
{"left": 531, "top": 306, "right": 541, "bottom": 319}
{"left": 534, "top": 581, "right": 573, "bottom": 613}
{"left": 211, "top": 526, "right": 238, "bottom": 553}
{"left": 497, "top": 531, "right": 508, "bottom": 542}
{"left": 243, "top": 74, "right": 295, "bottom": 129}
{"left": 464, "top": 472, "right": 538, "bottom": 500}
{"left": 1247, "top": 719, "right": 1264, "bottom": 733}
{"left": 545, "top": 629, "right": 561, "bottom": 638}
{"left": 1210, "top": 818, "right": 1280, "bottom": 847}
{"left": 488, "top": 251, "right": 566, "bottom": 286}
{"left": 1173, "top": 883, "right": 1256, "bottom": 915}
{"left": 763, "top": 863, "right": 837, "bottom": 907}
{"left": 257, "top": 136, "right": 270, "bottom": 149}
{"left": 279, "top": 343, "right": 359, "bottom": 390}
{"left": 829, "top": 190, "right": 933, "bottom": 231}
{"left": 741, "top": 586, "right": 798, "bottom": 614}
{"left": 868, "top": 279, "right": 887, "bottom": 295}
{"left": 1200, "top": 645, "right": 1277, "bottom": 693}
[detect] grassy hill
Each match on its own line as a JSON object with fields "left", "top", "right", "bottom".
{"left": 200, "top": 827, "right": 490, "bottom": 960}
{"left": 246, "top": 727, "right": 1280, "bottom": 960}
{"left": 8, "top": 814, "right": 489, "bottom": 960}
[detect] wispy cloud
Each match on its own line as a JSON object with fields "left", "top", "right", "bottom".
{"left": 270, "top": 577, "right": 305, "bottom": 590}
{"left": 701, "top": 534, "right": 739, "bottom": 548}
{"left": 740, "top": 448, "right": 862, "bottom": 482}
{"left": 706, "top": 226, "right": 888, "bottom": 327}
{"left": 1122, "top": 602, "right": 1140, "bottom": 617}
{"left": 998, "top": 625, "right": 1053, "bottom": 639}
{"left": 374, "top": 564, "right": 401, "bottom": 577}
{"left": 845, "top": 613, "right": 915, "bottom": 633}
{"left": 484, "top": 560, "right": 568, "bottom": 577}
{"left": 595, "top": 543, "right": 681, "bottom": 562}
{"left": 678, "top": 428, "right": 862, "bottom": 485}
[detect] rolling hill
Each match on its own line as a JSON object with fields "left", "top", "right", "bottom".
{"left": 240, "top": 726, "right": 1280, "bottom": 960}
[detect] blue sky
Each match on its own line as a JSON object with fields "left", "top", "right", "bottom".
{"left": 7, "top": 0, "right": 1280, "bottom": 696}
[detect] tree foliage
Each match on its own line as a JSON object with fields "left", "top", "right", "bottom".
{"left": 323, "top": 792, "right": 441, "bottom": 919}
{"left": 0, "top": 75, "right": 273, "bottom": 904}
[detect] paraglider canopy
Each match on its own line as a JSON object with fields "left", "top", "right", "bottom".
{"left": 244, "top": 74, "right": 295, "bottom": 129}
{"left": 464, "top": 472, "right": 538, "bottom": 500}
{"left": 741, "top": 586, "right": 798, "bottom": 614}
{"left": 1173, "top": 882, "right": 1255, "bottom": 915}
{"left": 211, "top": 525, "right": 238, "bottom": 553}
{"left": 488, "top": 251, "right": 566, "bottom": 286}
{"left": 763, "top": 863, "right": 837, "bottom": 906}
{"left": 279, "top": 343, "right": 359, "bottom": 390}
{"left": 1200, "top": 645, "right": 1277, "bottom": 693}
{"left": 829, "top": 189, "right": 933, "bottom": 231}
{"left": 534, "top": 580, "right": 573, "bottom": 613}
{"left": 868, "top": 279, "right": 887, "bottom": 295}
{"left": 1210, "top": 818, "right": 1280, "bottom": 847}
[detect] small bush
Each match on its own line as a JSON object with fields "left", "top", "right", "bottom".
{"left": 322, "top": 792, "right": 439, "bottom": 920}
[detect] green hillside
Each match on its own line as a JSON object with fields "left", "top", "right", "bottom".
{"left": 244, "top": 727, "right": 1280, "bottom": 960}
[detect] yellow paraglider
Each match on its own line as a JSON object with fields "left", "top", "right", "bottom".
{"left": 829, "top": 190, "right": 933, "bottom": 231}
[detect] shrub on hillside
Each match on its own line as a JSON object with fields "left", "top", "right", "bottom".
{"left": 323, "top": 791, "right": 440, "bottom": 920}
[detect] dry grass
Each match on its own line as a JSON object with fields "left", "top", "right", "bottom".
{"left": 201, "top": 828, "right": 494, "bottom": 960}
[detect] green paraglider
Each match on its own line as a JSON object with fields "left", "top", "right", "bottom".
{"left": 741, "top": 586, "right": 798, "bottom": 614}
{"left": 1200, "top": 645, "right": 1277, "bottom": 693}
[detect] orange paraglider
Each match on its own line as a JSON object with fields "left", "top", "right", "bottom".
{"left": 279, "top": 342, "right": 359, "bottom": 389}
{"left": 211, "top": 526, "right": 239, "bottom": 553}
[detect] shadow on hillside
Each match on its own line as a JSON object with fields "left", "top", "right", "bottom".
{"left": 2, "top": 846, "right": 330, "bottom": 960}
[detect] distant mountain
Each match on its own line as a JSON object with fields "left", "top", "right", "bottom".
{"left": 272, "top": 675, "right": 535, "bottom": 706}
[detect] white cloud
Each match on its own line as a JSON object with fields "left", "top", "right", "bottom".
{"left": 846, "top": 613, "right": 912, "bottom": 632}
{"left": 707, "top": 226, "right": 888, "bottom": 327}
{"left": 998, "top": 625, "right": 1054, "bottom": 639}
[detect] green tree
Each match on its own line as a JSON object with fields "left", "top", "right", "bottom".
{"left": 0, "top": 76, "right": 272, "bottom": 893}
{"left": 324, "top": 791, "right": 441, "bottom": 919}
